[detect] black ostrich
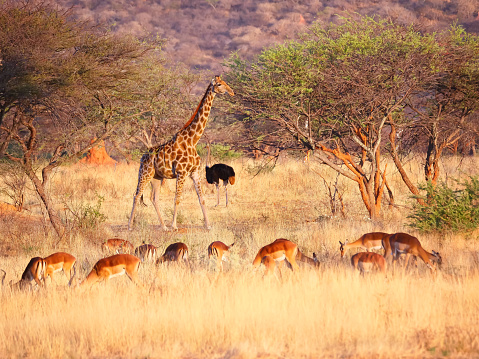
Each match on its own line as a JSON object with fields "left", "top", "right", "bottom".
{"left": 205, "top": 164, "right": 236, "bottom": 206}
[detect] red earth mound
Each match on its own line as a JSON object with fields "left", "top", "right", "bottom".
{"left": 80, "top": 140, "right": 117, "bottom": 165}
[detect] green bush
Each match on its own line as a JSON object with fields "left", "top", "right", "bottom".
{"left": 197, "top": 143, "right": 242, "bottom": 162}
{"left": 408, "top": 176, "right": 479, "bottom": 233}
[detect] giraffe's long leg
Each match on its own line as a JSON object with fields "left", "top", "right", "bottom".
{"left": 128, "top": 157, "right": 155, "bottom": 230}
{"left": 171, "top": 174, "right": 188, "bottom": 230}
{"left": 150, "top": 178, "right": 168, "bottom": 231}
{"left": 190, "top": 170, "right": 210, "bottom": 229}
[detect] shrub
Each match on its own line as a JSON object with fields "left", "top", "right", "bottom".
{"left": 408, "top": 176, "right": 479, "bottom": 233}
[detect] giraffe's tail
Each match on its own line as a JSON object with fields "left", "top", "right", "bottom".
{"left": 140, "top": 194, "right": 148, "bottom": 207}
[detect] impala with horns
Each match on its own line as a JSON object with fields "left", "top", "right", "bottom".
{"left": 43, "top": 252, "right": 76, "bottom": 286}
{"left": 71, "top": 254, "right": 144, "bottom": 289}
{"left": 10, "top": 257, "right": 46, "bottom": 291}
{"left": 134, "top": 243, "right": 158, "bottom": 262}
{"left": 351, "top": 252, "right": 387, "bottom": 276}
{"left": 101, "top": 238, "right": 134, "bottom": 254}
{"left": 384, "top": 232, "right": 442, "bottom": 275}
{"left": 339, "top": 232, "right": 391, "bottom": 258}
{"left": 208, "top": 241, "right": 234, "bottom": 272}
{"left": 156, "top": 242, "right": 189, "bottom": 265}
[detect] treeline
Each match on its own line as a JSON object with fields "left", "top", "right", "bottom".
{"left": 57, "top": 0, "right": 479, "bottom": 73}
{"left": 224, "top": 17, "right": 479, "bottom": 219}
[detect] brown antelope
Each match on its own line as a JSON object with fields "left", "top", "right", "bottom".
{"left": 208, "top": 241, "right": 234, "bottom": 272}
{"left": 101, "top": 238, "right": 134, "bottom": 254}
{"left": 351, "top": 252, "right": 387, "bottom": 276}
{"left": 156, "top": 242, "right": 189, "bottom": 265}
{"left": 385, "top": 233, "right": 442, "bottom": 275}
{"left": 134, "top": 243, "right": 158, "bottom": 262}
{"left": 253, "top": 239, "right": 300, "bottom": 272}
{"left": 339, "top": 232, "right": 391, "bottom": 258}
{"left": 43, "top": 252, "right": 76, "bottom": 286}
{"left": 73, "top": 254, "right": 144, "bottom": 289}
{"left": 10, "top": 257, "right": 46, "bottom": 290}
{"left": 253, "top": 239, "right": 319, "bottom": 274}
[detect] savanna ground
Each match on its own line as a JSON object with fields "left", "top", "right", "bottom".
{"left": 1, "top": 154, "right": 479, "bottom": 358}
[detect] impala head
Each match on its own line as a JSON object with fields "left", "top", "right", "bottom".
{"left": 431, "top": 250, "right": 443, "bottom": 267}
{"left": 312, "top": 253, "right": 320, "bottom": 267}
{"left": 212, "top": 75, "right": 234, "bottom": 96}
{"left": 339, "top": 241, "right": 347, "bottom": 258}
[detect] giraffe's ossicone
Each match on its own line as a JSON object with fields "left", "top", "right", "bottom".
{"left": 128, "top": 76, "right": 234, "bottom": 231}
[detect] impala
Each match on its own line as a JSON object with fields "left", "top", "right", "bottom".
{"left": 101, "top": 238, "right": 134, "bottom": 254}
{"left": 385, "top": 232, "right": 442, "bottom": 275}
{"left": 43, "top": 252, "right": 76, "bottom": 286}
{"left": 156, "top": 242, "right": 189, "bottom": 265}
{"left": 339, "top": 232, "right": 391, "bottom": 257}
{"left": 351, "top": 252, "right": 387, "bottom": 276}
{"left": 73, "top": 254, "right": 144, "bottom": 288}
{"left": 252, "top": 238, "right": 319, "bottom": 272}
{"left": 10, "top": 257, "right": 46, "bottom": 290}
{"left": 208, "top": 241, "right": 234, "bottom": 272}
{"left": 134, "top": 243, "right": 158, "bottom": 262}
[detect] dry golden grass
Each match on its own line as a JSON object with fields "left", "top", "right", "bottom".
{"left": 0, "top": 155, "right": 479, "bottom": 358}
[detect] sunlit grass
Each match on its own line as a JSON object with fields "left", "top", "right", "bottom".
{"left": 0, "top": 155, "right": 479, "bottom": 358}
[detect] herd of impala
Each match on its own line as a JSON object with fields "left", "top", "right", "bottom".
{"left": 0, "top": 231, "right": 442, "bottom": 291}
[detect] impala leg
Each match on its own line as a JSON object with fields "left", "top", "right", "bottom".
{"left": 190, "top": 171, "right": 210, "bottom": 229}
{"left": 151, "top": 178, "right": 168, "bottom": 231}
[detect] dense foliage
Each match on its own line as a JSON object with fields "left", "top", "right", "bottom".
{"left": 409, "top": 177, "right": 479, "bottom": 233}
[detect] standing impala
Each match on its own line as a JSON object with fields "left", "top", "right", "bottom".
{"left": 208, "top": 241, "right": 234, "bottom": 272}
{"left": 43, "top": 252, "right": 76, "bottom": 285}
{"left": 351, "top": 252, "right": 387, "bottom": 276}
{"left": 72, "top": 254, "right": 144, "bottom": 289}
{"left": 385, "top": 232, "right": 442, "bottom": 275}
{"left": 156, "top": 242, "right": 189, "bottom": 266}
{"left": 10, "top": 257, "right": 46, "bottom": 290}
{"left": 339, "top": 232, "right": 391, "bottom": 257}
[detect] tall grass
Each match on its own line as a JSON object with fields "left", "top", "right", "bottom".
{"left": 0, "top": 155, "right": 478, "bottom": 358}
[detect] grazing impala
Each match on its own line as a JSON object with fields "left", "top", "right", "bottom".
{"left": 351, "top": 252, "right": 387, "bottom": 276}
{"left": 253, "top": 239, "right": 319, "bottom": 273}
{"left": 101, "top": 238, "right": 134, "bottom": 254}
{"left": 339, "top": 232, "right": 391, "bottom": 258}
{"left": 385, "top": 232, "right": 442, "bottom": 275}
{"left": 134, "top": 243, "right": 158, "bottom": 262}
{"left": 156, "top": 242, "right": 189, "bottom": 265}
{"left": 10, "top": 257, "right": 46, "bottom": 290}
{"left": 43, "top": 252, "right": 76, "bottom": 285}
{"left": 208, "top": 241, "right": 234, "bottom": 272}
{"left": 74, "top": 254, "right": 144, "bottom": 289}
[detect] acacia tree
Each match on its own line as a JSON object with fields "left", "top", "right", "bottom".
{"left": 0, "top": 2, "right": 192, "bottom": 238}
{"left": 225, "top": 16, "right": 443, "bottom": 219}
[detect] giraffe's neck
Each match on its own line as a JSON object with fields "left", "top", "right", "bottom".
{"left": 178, "top": 84, "right": 216, "bottom": 146}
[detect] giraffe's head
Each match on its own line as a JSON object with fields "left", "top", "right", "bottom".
{"left": 212, "top": 75, "right": 234, "bottom": 96}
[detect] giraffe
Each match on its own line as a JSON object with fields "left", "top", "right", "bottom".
{"left": 128, "top": 75, "right": 234, "bottom": 231}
